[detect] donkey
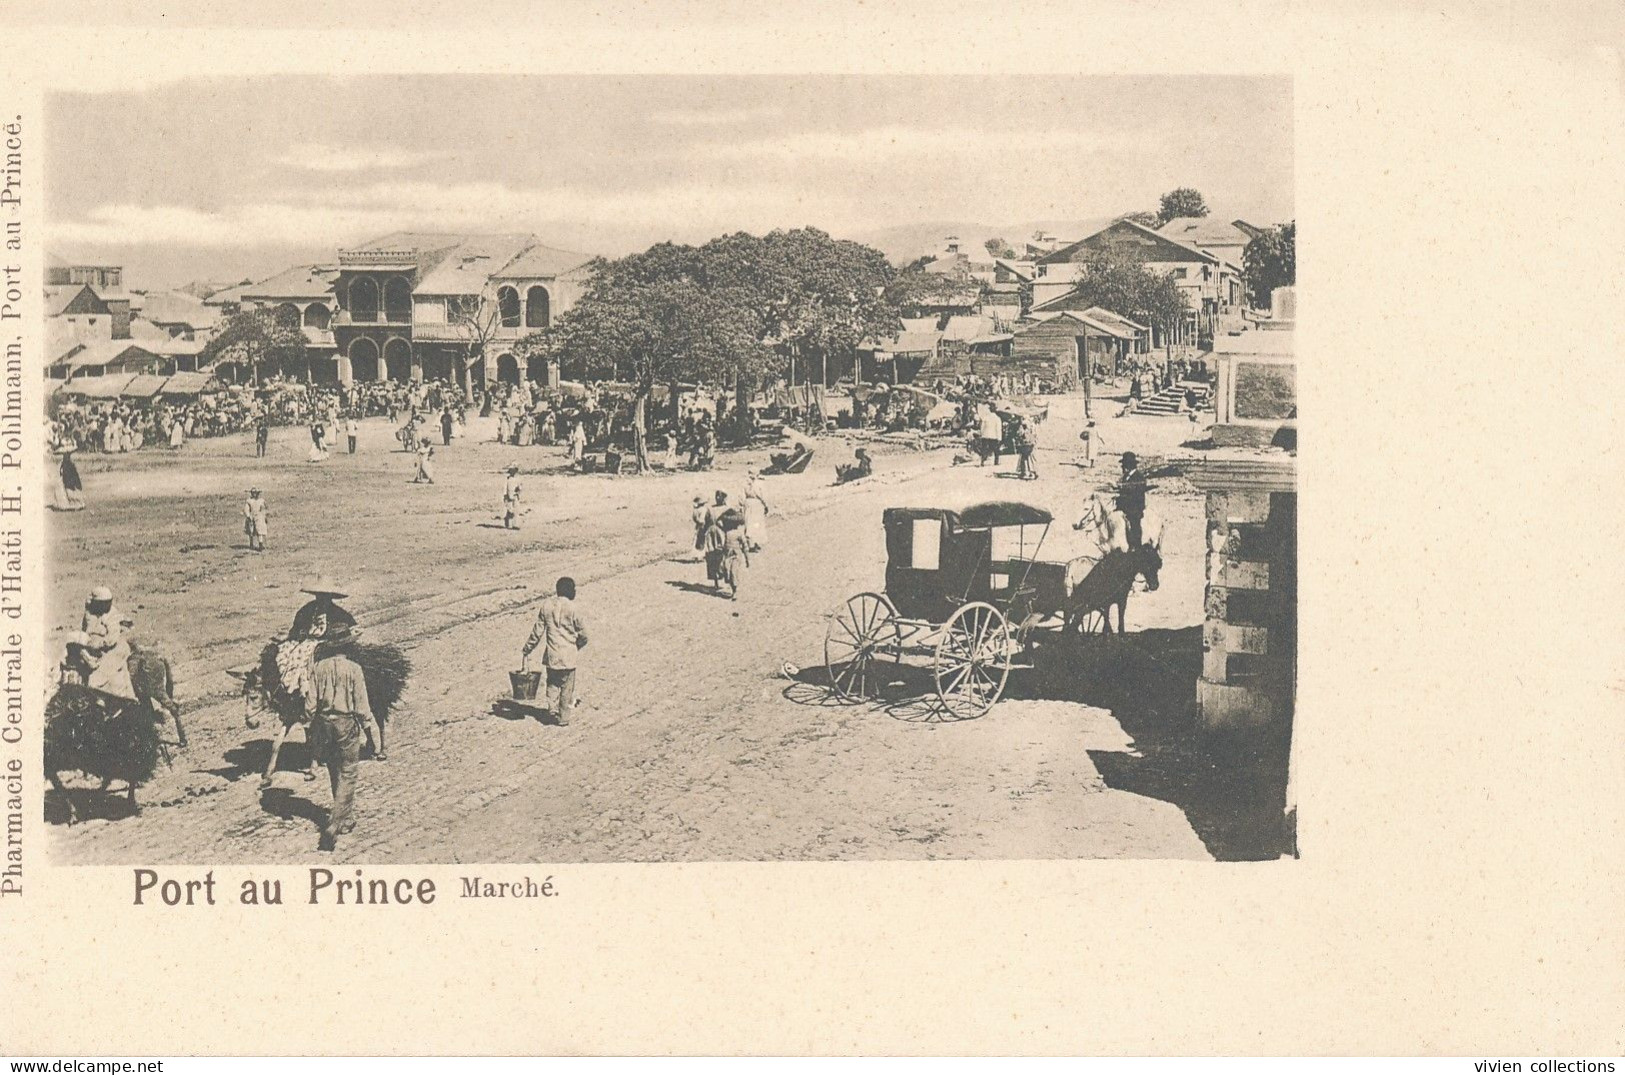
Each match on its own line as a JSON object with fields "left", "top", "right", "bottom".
{"left": 239, "top": 639, "right": 406, "bottom": 787}
{"left": 1064, "top": 492, "right": 1164, "bottom": 635}
{"left": 1063, "top": 545, "right": 1163, "bottom": 635}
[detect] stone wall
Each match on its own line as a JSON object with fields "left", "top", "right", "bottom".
{"left": 1198, "top": 487, "right": 1296, "bottom": 732}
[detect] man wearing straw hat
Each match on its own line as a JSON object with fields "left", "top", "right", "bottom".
{"left": 307, "top": 620, "right": 371, "bottom": 852}
{"left": 278, "top": 577, "right": 384, "bottom": 760}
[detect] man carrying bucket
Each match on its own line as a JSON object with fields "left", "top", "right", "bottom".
{"left": 519, "top": 577, "right": 588, "bottom": 726}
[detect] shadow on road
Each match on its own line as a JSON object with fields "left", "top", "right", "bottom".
{"left": 44, "top": 783, "right": 140, "bottom": 826}
{"left": 259, "top": 785, "right": 328, "bottom": 829}
{"left": 781, "top": 624, "right": 1293, "bottom": 860}
{"left": 1025, "top": 626, "right": 1293, "bottom": 861}
{"left": 665, "top": 579, "right": 731, "bottom": 599}
{"left": 212, "top": 736, "right": 314, "bottom": 784}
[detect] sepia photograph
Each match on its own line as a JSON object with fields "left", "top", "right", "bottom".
{"left": 38, "top": 74, "right": 1298, "bottom": 864}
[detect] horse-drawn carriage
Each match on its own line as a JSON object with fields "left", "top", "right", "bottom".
{"left": 822, "top": 499, "right": 1162, "bottom": 718}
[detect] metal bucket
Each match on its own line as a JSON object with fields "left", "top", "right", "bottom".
{"left": 509, "top": 670, "right": 543, "bottom": 701}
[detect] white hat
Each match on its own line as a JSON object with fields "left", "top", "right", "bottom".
{"left": 88, "top": 586, "right": 113, "bottom": 603}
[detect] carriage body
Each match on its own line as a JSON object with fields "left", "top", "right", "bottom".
{"left": 881, "top": 502, "right": 1068, "bottom": 625}
{"left": 825, "top": 501, "right": 1072, "bottom": 718}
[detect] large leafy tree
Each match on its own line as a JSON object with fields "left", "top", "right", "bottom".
{"left": 1243, "top": 221, "right": 1296, "bottom": 308}
{"left": 1157, "top": 187, "right": 1210, "bottom": 224}
{"left": 199, "top": 309, "right": 308, "bottom": 383}
{"left": 540, "top": 228, "right": 899, "bottom": 469}
{"left": 1061, "top": 247, "right": 1189, "bottom": 347}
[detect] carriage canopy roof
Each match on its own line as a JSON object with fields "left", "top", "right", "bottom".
{"left": 884, "top": 501, "right": 1052, "bottom": 531}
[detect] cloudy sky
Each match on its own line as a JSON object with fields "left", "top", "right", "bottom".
{"left": 47, "top": 74, "right": 1292, "bottom": 290}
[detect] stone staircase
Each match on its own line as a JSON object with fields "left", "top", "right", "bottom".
{"left": 1133, "top": 379, "right": 1211, "bottom": 416}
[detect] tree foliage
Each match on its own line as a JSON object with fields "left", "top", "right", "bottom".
{"left": 1243, "top": 221, "right": 1295, "bottom": 308}
{"left": 199, "top": 309, "right": 308, "bottom": 382}
{"left": 539, "top": 228, "right": 899, "bottom": 469}
{"left": 1157, "top": 187, "right": 1209, "bottom": 224}
{"left": 1115, "top": 210, "right": 1160, "bottom": 229}
{"left": 1060, "top": 246, "right": 1189, "bottom": 338}
{"left": 884, "top": 266, "right": 976, "bottom": 312}
{"left": 983, "top": 236, "right": 1016, "bottom": 258}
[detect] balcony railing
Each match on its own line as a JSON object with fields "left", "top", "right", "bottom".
{"left": 338, "top": 249, "right": 420, "bottom": 269}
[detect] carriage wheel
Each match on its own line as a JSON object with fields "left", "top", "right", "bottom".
{"left": 933, "top": 601, "right": 1012, "bottom": 719}
{"left": 1074, "top": 608, "right": 1108, "bottom": 635}
{"left": 824, "top": 592, "right": 902, "bottom": 702}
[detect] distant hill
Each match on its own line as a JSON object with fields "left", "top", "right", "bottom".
{"left": 842, "top": 218, "right": 1117, "bottom": 264}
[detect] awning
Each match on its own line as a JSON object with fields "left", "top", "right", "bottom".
{"left": 65, "top": 375, "right": 137, "bottom": 399}
{"left": 159, "top": 371, "right": 219, "bottom": 396}
{"left": 121, "top": 374, "right": 170, "bottom": 398}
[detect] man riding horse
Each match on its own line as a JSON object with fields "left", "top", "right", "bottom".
{"left": 1064, "top": 456, "right": 1169, "bottom": 634}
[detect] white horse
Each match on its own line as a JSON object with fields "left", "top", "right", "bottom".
{"left": 1067, "top": 492, "right": 1163, "bottom": 593}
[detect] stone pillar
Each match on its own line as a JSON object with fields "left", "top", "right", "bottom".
{"left": 337, "top": 354, "right": 353, "bottom": 386}
{"left": 1198, "top": 489, "right": 1296, "bottom": 732}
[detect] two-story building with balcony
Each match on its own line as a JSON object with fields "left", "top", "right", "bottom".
{"left": 238, "top": 263, "right": 341, "bottom": 379}
{"left": 330, "top": 232, "right": 591, "bottom": 386}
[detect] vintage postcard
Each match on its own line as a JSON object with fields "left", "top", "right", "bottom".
{"left": 0, "top": 2, "right": 1620, "bottom": 1059}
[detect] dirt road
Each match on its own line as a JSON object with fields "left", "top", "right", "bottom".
{"left": 46, "top": 400, "right": 1285, "bottom": 863}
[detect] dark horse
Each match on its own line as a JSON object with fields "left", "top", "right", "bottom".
{"left": 1063, "top": 544, "right": 1163, "bottom": 635}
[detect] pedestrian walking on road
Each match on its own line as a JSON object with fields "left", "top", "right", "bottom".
{"left": 243, "top": 487, "right": 269, "bottom": 552}
{"left": 413, "top": 443, "right": 436, "bottom": 484}
{"left": 720, "top": 510, "right": 750, "bottom": 599}
{"left": 1078, "top": 421, "right": 1100, "bottom": 469}
{"left": 691, "top": 496, "right": 709, "bottom": 553}
{"left": 521, "top": 577, "right": 588, "bottom": 726}
{"left": 440, "top": 408, "right": 453, "bottom": 447}
{"left": 346, "top": 414, "right": 359, "bottom": 454}
{"left": 502, "top": 464, "right": 522, "bottom": 529}
{"left": 1015, "top": 418, "right": 1038, "bottom": 480}
{"left": 702, "top": 491, "right": 729, "bottom": 589}
{"left": 307, "top": 622, "right": 370, "bottom": 852}
{"left": 55, "top": 450, "right": 86, "bottom": 511}
{"left": 743, "top": 473, "right": 770, "bottom": 552}
{"left": 255, "top": 410, "right": 270, "bottom": 458}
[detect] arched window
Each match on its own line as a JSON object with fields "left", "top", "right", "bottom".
{"left": 525, "top": 354, "right": 549, "bottom": 384}
{"left": 497, "top": 354, "right": 519, "bottom": 384}
{"left": 348, "top": 337, "right": 380, "bottom": 382}
{"left": 525, "top": 286, "right": 550, "bottom": 328}
{"left": 349, "top": 278, "right": 379, "bottom": 322}
{"left": 384, "top": 277, "right": 412, "bottom": 322}
{"left": 497, "top": 286, "right": 521, "bottom": 328}
{"left": 274, "top": 302, "right": 301, "bottom": 329}
{"left": 383, "top": 337, "right": 412, "bottom": 382}
{"left": 304, "top": 302, "right": 331, "bottom": 330}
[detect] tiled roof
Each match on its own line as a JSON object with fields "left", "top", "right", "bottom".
{"left": 139, "top": 290, "right": 220, "bottom": 329}
{"left": 1155, "top": 217, "right": 1259, "bottom": 248}
{"left": 496, "top": 242, "right": 593, "bottom": 279}
{"left": 44, "top": 284, "right": 95, "bottom": 316}
{"left": 413, "top": 235, "right": 537, "bottom": 295}
{"left": 240, "top": 264, "right": 338, "bottom": 301}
